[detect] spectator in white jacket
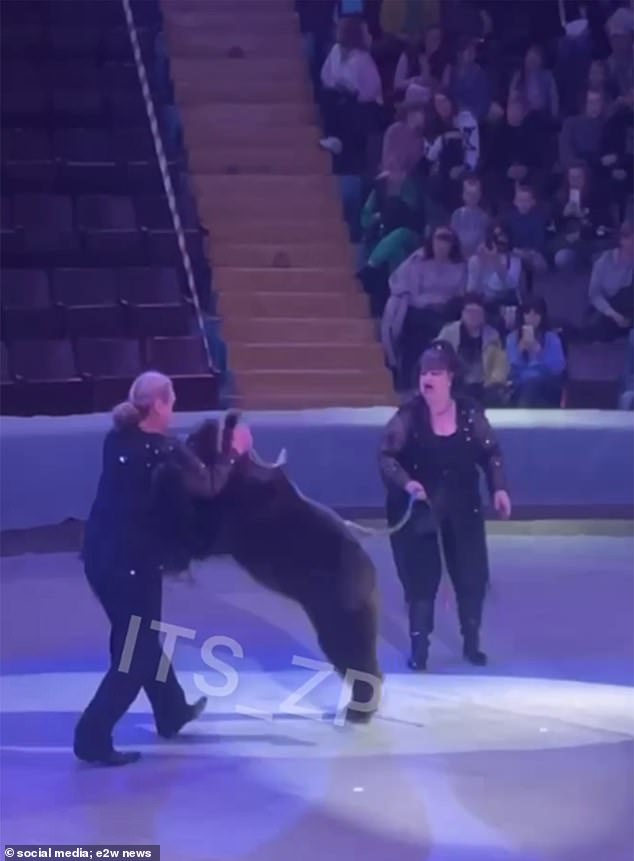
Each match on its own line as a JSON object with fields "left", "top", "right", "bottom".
{"left": 319, "top": 15, "right": 383, "bottom": 168}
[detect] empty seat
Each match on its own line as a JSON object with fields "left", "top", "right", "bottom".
{"left": 2, "top": 129, "right": 51, "bottom": 163}
{"left": 1, "top": 268, "right": 62, "bottom": 340}
{"left": 146, "top": 336, "right": 210, "bottom": 375}
{"left": 54, "top": 129, "right": 119, "bottom": 192}
{"left": 1, "top": 88, "right": 51, "bottom": 125}
{"left": 52, "top": 89, "right": 105, "bottom": 126}
{"left": 48, "top": 27, "right": 102, "bottom": 58}
{"left": 2, "top": 129, "right": 56, "bottom": 190}
{"left": 113, "top": 126, "right": 155, "bottom": 162}
{"left": 1, "top": 341, "right": 10, "bottom": 382}
{"left": 46, "top": 60, "right": 101, "bottom": 90}
{"left": 52, "top": 267, "right": 124, "bottom": 336}
{"left": 117, "top": 266, "right": 181, "bottom": 303}
{"left": 77, "top": 337, "right": 143, "bottom": 378}
{"left": 77, "top": 336, "right": 143, "bottom": 409}
{"left": 76, "top": 194, "right": 144, "bottom": 263}
{"left": 12, "top": 193, "right": 79, "bottom": 259}
{"left": 118, "top": 266, "right": 191, "bottom": 335}
{"left": 145, "top": 336, "right": 218, "bottom": 409}
{"left": 11, "top": 338, "right": 77, "bottom": 381}
{"left": 6, "top": 339, "right": 90, "bottom": 416}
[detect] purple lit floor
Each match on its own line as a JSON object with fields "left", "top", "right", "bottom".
{"left": 1, "top": 524, "right": 633, "bottom": 861}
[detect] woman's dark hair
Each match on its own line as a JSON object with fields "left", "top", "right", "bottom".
{"left": 516, "top": 297, "right": 551, "bottom": 340}
{"left": 337, "top": 15, "right": 367, "bottom": 51}
{"left": 461, "top": 292, "right": 485, "bottom": 310}
{"left": 428, "top": 88, "right": 456, "bottom": 136}
{"left": 424, "top": 226, "right": 463, "bottom": 262}
{"left": 517, "top": 43, "right": 546, "bottom": 91}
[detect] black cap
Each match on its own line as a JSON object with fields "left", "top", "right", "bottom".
{"left": 418, "top": 340, "right": 459, "bottom": 374}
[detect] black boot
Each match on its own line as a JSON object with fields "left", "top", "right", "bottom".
{"left": 461, "top": 619, "right": 487, "bottom": 666}
{"left": 158, "top": 696, "right": 207, "bottom": 739}
{"left": 407, "top": 601, "right": 434, "bottom": 671}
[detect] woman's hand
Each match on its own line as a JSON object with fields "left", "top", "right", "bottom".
{"left": 231, "top": 424, "right": 253, "bottom": 455}
{"left": 494, "top": 490, "right": 512, "bottom": 520}
{"left": 405, "top": 480, "right": 427, "bottom": 501}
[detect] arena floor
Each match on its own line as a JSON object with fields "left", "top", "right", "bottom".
{"left": 1, "top": 523, "right": 633, "bottom": 861}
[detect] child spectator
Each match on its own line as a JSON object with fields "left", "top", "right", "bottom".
{"left": 450, "top": 176, "right": 490, "bottom": 259}
{"left": 506, "top": 297, "right": 566, "bottom": 407}
{"left": 504, "top": 185, "right": 549, "bottom": 275}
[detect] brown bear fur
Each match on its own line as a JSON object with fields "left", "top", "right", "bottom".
{"left": 184, "top": 414, "right": 382, "bottom": 721}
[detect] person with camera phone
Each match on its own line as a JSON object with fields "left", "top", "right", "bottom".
{"left": 506, "top": 298, "right": 566, "bottom": 407}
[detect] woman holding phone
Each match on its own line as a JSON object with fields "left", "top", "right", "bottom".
{"left": 506, "top": 298, "right": 566, "bottom": 407}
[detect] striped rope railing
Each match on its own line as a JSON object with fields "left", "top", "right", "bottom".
{"left": 120, "top": 0, "right": 214, "bottom": 370}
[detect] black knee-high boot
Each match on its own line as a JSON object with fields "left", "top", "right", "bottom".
{"left": 458, "top": 607, "right": 487, "bottom": 666}
{"left": 407, "top": 600, "right": 434, "bottom": 671}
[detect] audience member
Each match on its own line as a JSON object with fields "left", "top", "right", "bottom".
{"left": 504, "top": 185, "right": 549, "bottom": 275}
{"left": 599, "top": 85, "right": 633, "bottom": 223}
{"left": 605, "top": 6, "right": 634, "bottom": 97}
{"left": 358, "top": 111, "right": 427, "bottom": 316}
{"left": 559, "top": 88, "right": 607, "bottom": 173}
{"left": 442, "top": 36, "right": 492, "bottom": 122}
{"left": 319, "top": 15, "right": 383, "bottom": 168}
{"left": 506, "top": 297, "right": 566, "bottom": 407}
{"left": 438, "top": 293, "right": 509, "bottom": 405}
{"left": 393, "top": 26, "right": 449, "bottom": 101}
{"left": 381, "top": 226, "right": 466, "bottom": 389}
{"left": 467, "top": 223, "right": 524, "bottom": 316}
{"left": 585, "top": 221, "right": 633, "bottom": 341}
{"left": 483, "top": 96, "right": 550, "bottom": 209}
{"left": 618, "top": 328, "right": 634, "bottom": 410}
{"left": 508, "top": 44, "right": 559, "bottom": 124}
{"left": 425, "top": 90, "right": 480, "bottom": 221}
{"left": 450, "top": 176, "right": 490, "bottom": 258}
{"left": 549, "top": 162, "right": 613, "bottom": 270}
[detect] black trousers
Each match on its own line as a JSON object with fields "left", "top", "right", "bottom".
{"left": 75, "top": 567, "right": 189, "bottom": 755}
{"left": 389, "top": 505, "right": 489, "bottom": 634}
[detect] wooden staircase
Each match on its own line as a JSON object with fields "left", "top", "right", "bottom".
{"left": 161, "top": 0, "right": 395, "bottom": 408}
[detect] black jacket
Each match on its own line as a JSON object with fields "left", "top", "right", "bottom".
{"left": 82, "top": 425, "right": 237, "bottom": 577}
{"left": 379, "top": 395, "right": 506, "bottom": 522}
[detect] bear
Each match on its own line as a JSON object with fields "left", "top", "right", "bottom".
{"left": 169, "top": 412, "right": 382, "bottom": 723}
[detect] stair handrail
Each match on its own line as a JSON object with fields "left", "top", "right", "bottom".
{"left": 121, "top": 0, "right": 214, "bottom": 371}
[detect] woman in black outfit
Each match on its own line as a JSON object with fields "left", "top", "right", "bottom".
{"left": 379, "top": 341, "right": 511, "bottom": 671}
{"left": 74, "top": 372, "right": 252, "bottom": 766}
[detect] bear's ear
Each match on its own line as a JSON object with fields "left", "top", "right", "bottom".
{"left": 187, "top": 419, "right": 221, "bottom": 465}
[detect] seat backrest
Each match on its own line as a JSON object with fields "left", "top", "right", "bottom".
{"left": 1, "top": 129, "right": 51, "bottom": 162}
{"left": 1, "top": 269, "right": 50, "bottom": 308}
{"left": 1, "top": 341, "right": 10, "bottom": 382}
{"left": 52, "top": 268, "right": 117, "bottom": 306}
{"left": 53, "top": 128, "right": 112, "bottom": 163}
{"left": 76, "top": 337, "right": 142, "bottom": 377}
{"left": 11, "top": 339, "right": 77, "bottom": 381}
{"left": 146, "top": 336, "right": 209, "bottom": 374}
{"left": 13, "top": 193, "right": 73, "bottom": 230}
{"left": 117, "top": 266, "right": 181, "bottom": 304}
{"left": 76, "top": 195, "right": 136, "bottom": 230}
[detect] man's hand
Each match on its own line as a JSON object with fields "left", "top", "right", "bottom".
{"left": 494, "top": 490, "right": 512, "bottom": 520}
{"left": 405, "top": 480, "right": 427, "bottom": 501}
{"left": 231, "top": 424, "right": 253, "bottom": 455}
